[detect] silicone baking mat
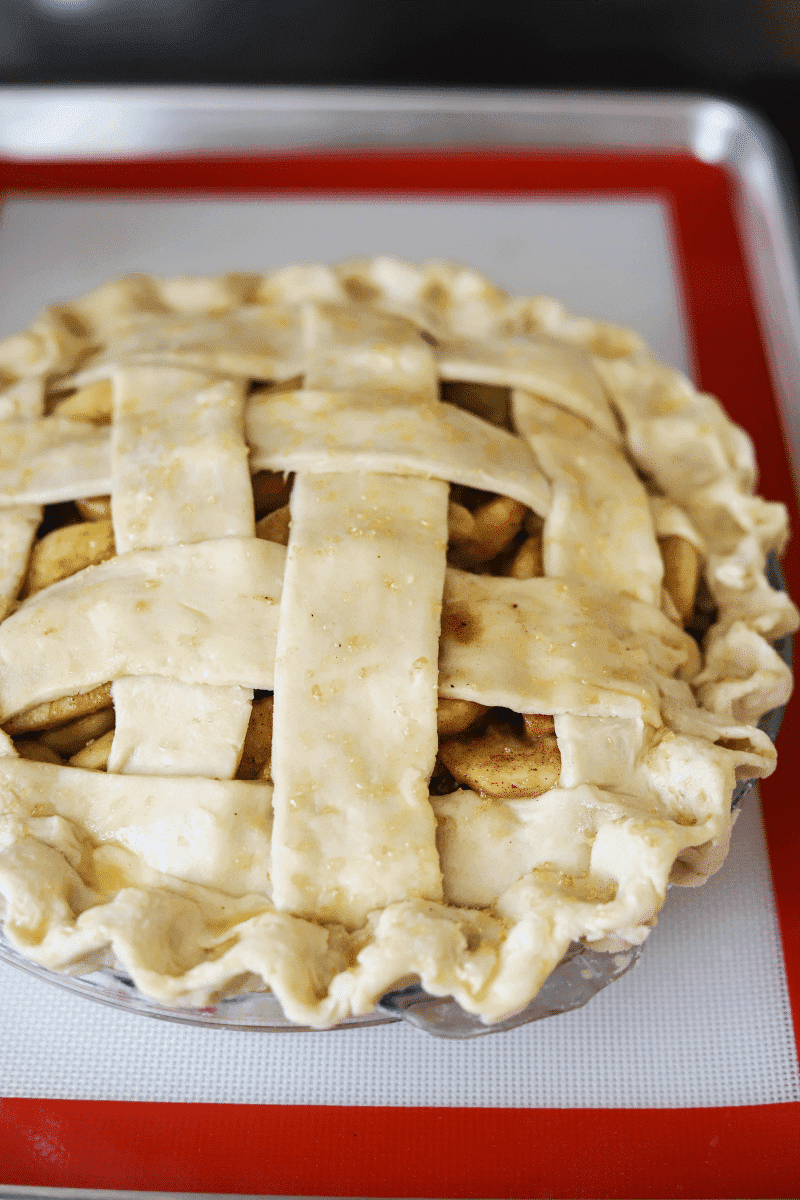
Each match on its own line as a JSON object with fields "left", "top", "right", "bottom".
{"left": 0, "top": 144, "right": 799, "bottom": 1198}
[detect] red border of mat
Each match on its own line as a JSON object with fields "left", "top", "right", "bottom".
{"left": 2, "top": 1099, "right": 800, "bottom": 1198}
{"left": 0, "top": 148, "right": 798, "bottom": 1199}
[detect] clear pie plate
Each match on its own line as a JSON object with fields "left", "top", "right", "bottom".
{"left": 0, "top": 558, "right": 791, "bottom": 1039}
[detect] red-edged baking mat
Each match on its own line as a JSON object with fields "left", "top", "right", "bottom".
{"left": 0, "top": 149, "right": 798, "bottom": 1200}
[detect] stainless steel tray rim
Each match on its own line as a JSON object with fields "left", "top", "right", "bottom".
{"left": 0, "top": 86, "right": 776, "bottom": 164}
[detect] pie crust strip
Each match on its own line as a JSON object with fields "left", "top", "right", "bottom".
{"left": 438, "top": 569, "right": 697, "bottom": 723}
{"left": 439, "top": 335, "right": 621, "bottom": 441}
{"left": 109, "top": 365, "right": 254, "bottom": 554}
{"left": 0, "top": 393, "right": 552, "bottom": 520}
{"left": 247, "top": 391, "right": 551, "bottom": 516}
{"left": 270, "top": 471, "right": 448, "bottom": 929}
{"left": 0, "top": 506, "right": 41, "bottom": 621}
{"left": 0, "top": 539, "right": 284, "bottom": 720}
{"left": 0, "top": 376, "right": 45, "bottom": 649}
{"left": 0, "top": 418, "right": 110, "bottom": 506}
{"left": 511, "top": 389, "right": 663, "bottom": 605}
{"left": 0, "top": 547, "right": 703, "bottom": 732}
{"left": 69, "top": 306, "right": 305, "bottom": 387}
{"left": 0, "top": 757, "right": 273, "bottom": 897}
{"left": 108, "top": 364, "right": 256, "bottom": 778}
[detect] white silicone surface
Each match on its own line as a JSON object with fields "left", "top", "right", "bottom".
{"left": 0, "top": 196, "right": 690, "bottom": 374}
{"left": 0, "top": 194, "right": 795, "bottom": 1109}
{"left": 0, "top": 797, "right": 795, "bottom": 1108}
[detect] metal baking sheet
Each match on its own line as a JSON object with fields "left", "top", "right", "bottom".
{"left": 0, "top": 89, "right": 799, "bottom": 1199}
{"left": 1, "top": 86, "right": 798, "bottom": 471}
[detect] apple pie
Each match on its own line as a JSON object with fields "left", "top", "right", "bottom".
{"left": 0, "top": 257, "right": 793, "bottom": 1027}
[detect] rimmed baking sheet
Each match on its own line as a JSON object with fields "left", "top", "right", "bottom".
{"left": 0, "top": 90, "right": 799, "bottom": 1199}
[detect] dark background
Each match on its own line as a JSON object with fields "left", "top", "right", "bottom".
{"left": 2, "top": 0, "right": 800, "bottom": 182}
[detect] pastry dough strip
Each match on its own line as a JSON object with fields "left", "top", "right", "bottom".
{"left": 270, "top": 471, "right": 448, "bottom": 929}
{"left": 247, "top": 392, "right": 551, "bottom": 516}
{"left": 438, "top": 569, "right": 698, "bottom": 724}
{"left": 0, "top": 395, "right": 551, "bottom": 517}
{"left": 0, "top": 757, "right": 273, "bottom": 897}
{"left": 0, "top": 544, "right": 702, "bottom": 730}
{"left": 0, "top": 378, "right": 45, "bottom": 634}
{"left": 0, "top": 417, "right": 110, "bottom": 506}
{"left": 109, "top": 364, "right": 254, "bottom": 555}
{"left": 0, "top": 539, "right": 284, "bottom": 720}
{"left": 0, "top": 506, "right": 41, "bottom": 621}
{"left": 512, "top": 389, "right": 663, "bottom": 605}
{"left": 69, "top": 305, "right": 305, "bottom": 387}
{"left": 439, "top": 335, "right": 621, "bottom": 442}
{"left": 108, "top": 364, "right": 256, "bottom": 778}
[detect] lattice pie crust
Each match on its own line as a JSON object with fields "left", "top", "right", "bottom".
{"left": 0, "top": 258, "right": 794, "bottom": 1026}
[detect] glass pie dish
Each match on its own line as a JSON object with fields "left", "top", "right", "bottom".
{"left": 0, "top": 262, "right": 794, "bottom": 1038}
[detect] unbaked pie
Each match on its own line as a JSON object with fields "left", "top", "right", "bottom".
{"left": 0, "top": 257, "right": 794, "bottom": 1027}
